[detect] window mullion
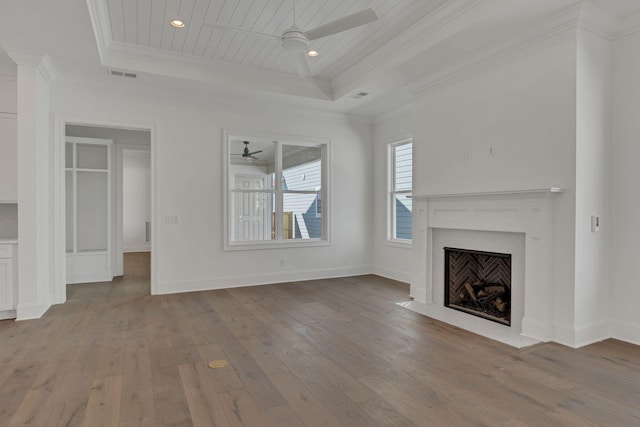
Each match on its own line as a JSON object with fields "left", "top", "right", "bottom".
{"left": 275, "top": 141, "right": 284, "bottom": 240}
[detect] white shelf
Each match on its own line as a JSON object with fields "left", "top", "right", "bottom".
{"left": 413, "top": 188, "right": 563, "bottom": 201}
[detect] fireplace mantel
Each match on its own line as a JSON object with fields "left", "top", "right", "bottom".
{"left": 413, "top": 187, "right": 563, "bottom": 201}
{"left": 406, "top": 187, "right": 563, "bottom": 347}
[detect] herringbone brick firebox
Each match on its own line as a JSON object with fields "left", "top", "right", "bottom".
{"left": 444, "top": 247, "right": 512, "bottom": 326}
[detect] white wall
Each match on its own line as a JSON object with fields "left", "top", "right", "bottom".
{"left": 611, "top": 30, "right": 640, "bottom": 345}
{"left": 0, "top": 75, "right": 17, "bottom": 204}
{"left": 573, "top": 27, "right": 612, "bottom": 345}
{"left": 0, "top": 74, "right": 17, "bottom": 113}
{"left": 411, "top": 29, "right": 579, "bottom": 345}
{"left": 51, "top": 82, "right": 374, "bottom": 294}
{"left": 123, "top": 150, "right": 150, "bottom": 252}
{"left": 372, "top": 110, "right": 413, "bottom": 283}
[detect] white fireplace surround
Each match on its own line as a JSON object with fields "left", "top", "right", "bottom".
{"left": 402, "top": 188, "right": 562, "bottom": 348}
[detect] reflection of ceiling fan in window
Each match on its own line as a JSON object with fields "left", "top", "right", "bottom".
{"left": 202, "top": 0, "right": 379, "bottom": 77}
{"left": 232, "top": 141, "right": 263, "bottom": 160}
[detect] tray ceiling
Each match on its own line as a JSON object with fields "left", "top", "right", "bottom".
{"left": 81, "top": 0, "right": 640, "bottom": 113}
{"left": 104, "top": 0, "right": 446, "bottom": 79}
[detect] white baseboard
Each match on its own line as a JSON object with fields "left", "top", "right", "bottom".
{"left": 372, "top": 266, "right": 411, "bottom": 284}
{"left": 610, "top": 320, "right": 640, "bottom": 346}
{"left": 0, "top": 309, "right": 16, "bottom": 320}
{"left": 551, "top": 320, "right": 616, "bottom": 348}
{"left": 16, "top": 303, "right": 50, "bottom": 321}
{"left": 66, "top": 272, "right": 113, "bottom": 285}
{"left": 156, "top": 265, "right": 372, "bottom": 295}
{"left": 573, "top": 320, "right": 611, "bottom": 348}
{"left": 123, "top": 246, "right": 151, "bottom": 253}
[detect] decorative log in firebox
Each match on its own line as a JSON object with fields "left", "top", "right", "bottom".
{"left": 444, "top": 247, "right": 511, "bottom": 326}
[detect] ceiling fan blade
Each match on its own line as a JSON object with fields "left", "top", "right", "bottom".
{"left": 304, "top": 8, "right": 378, "bottom": 41}
{"left": 202, "top": 22, "right": 281, "bottom": 41}
{"left": 247, "top": 150, "right": 263, "bottom": 156}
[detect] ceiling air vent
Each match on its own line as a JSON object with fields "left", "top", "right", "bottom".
{"left": 351, "top": 91, "right": 369, "bottom": 99}
{"left": 109, "top": 70, "right": 137, "bottom": 79}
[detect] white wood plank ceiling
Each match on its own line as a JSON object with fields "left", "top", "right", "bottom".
{"left": 106, "top": 0, "right": 446, "bottom": 79}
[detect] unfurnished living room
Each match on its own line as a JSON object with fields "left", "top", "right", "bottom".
{"left": 0, "top": 0, "right": 639, "bottom": 425}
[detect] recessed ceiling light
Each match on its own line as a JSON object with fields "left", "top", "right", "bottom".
{"left": 307, "top": 50, "right": 319, "bottom": 57}
{"left": 170, "top": 19, "right": 185, "bottom": 28}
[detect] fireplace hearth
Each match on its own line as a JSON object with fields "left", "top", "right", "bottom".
{"left": 444, "top": 247, "right": 512, "bottom": 326}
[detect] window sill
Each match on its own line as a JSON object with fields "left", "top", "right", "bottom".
{"left": 385, "top": 240, "right": 412, "bottom": 249}
{"left": 224, "top": 239, "right": 330, "bottom": 251}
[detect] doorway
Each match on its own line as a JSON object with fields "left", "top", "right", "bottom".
{"left": 63, "top": 124, "right": 152, "bottom": 296}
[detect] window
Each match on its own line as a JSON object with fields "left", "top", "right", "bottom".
{"left": 225, "top": 134, "right": 328, "bottom": 249}
{"left": 389, "top": 139, "right": 413, "bottom": 243}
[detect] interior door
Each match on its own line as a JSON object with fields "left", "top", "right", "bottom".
{"left": 65, "top": 137, "right": 114, "bottom": 284}
{"left": 235, "top": 174, "right": 267, "bottom": 241}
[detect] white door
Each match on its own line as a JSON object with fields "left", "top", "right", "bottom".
{"left": 235, "top": 175, "right": 267, "bottom": 241}
{"left": 65, "top": 137, "right": 114, "bottom": 284}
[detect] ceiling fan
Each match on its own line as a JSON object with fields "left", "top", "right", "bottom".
{"left": 232, "top": 141, "right": 263, "bottom": 160}
{"left": 203, "top": 0, "right": 379, "bottom": 77}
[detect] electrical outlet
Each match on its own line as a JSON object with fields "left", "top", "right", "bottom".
{"left": 461, "top": 150, "right": 472, "bottom": 161}
{"left": 280, "top": 257, "right": 287, "bottom": 267}
{"left": 165, "top": 214, "right": 179, "bottom": 224}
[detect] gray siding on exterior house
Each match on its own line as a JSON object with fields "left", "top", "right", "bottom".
{"left": 394, "top": 142, "right": 413, "bottom": 239}
{"left": 283, "top": 159, "right": 322, "bottom": 239}
{"left": 396, "top": 199, "right": 412, "bottom": 240}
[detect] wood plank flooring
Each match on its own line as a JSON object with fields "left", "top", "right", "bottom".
{"left": 1, "top": 272, "right": 639, "bottom": 426}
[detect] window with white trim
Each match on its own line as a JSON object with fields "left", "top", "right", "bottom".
{"left": 225, "top": 134, "right": 328, "bottom": 249}
{"left": 389, "top": 139, "right": 413, "bottom": 243}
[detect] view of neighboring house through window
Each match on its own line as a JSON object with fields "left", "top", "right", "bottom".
{"left": 389, "top": 139, "right": 413, "bottom": 242}
{"left": 227, "top": 136, "right": 327, "bottom": 247}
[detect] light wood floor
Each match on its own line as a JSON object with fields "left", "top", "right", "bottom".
{"left": 0, "top": 271, "right": 639, "bottom": 426}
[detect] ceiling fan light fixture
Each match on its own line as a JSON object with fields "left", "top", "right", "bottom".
{"left": 307, "top": 50, "right": 319, "bottom": 57}
{"left": 170, "top": 19, "right": 185, "bottom": 28}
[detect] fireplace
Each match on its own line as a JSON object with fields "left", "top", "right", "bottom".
{"left": 404, "top": 189, "right": 560, "bottom": 347}
{"left": 444, "top": 247, "right": 512, "bottom": 326}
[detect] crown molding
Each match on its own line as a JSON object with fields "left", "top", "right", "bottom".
{"left": 99, "top": 41, "right": 334, "bottom": 101}
{"left": 578, "top": 2, "right": 620, "bottom": 40}
{"left": 51, "top": 65, "right": 373, "bottom": 126}
{"left": 317, "top": 0, "right": 460, "bottom": 79}
{"left": 85, "top": 0, "right": 112, "bottom": 61}
{"left": 331, "top": 0, "right": 484, "bottom": 100}
{"left": 375, "top": 103, "right": 413, "bottom": 125}
{"left": 3, "top": 48, "right": 57, "bottom": 83}
{"left": 85, "top": 0, "right": 335, "bottom": 102}
{"left": 0, "top": 57, "right": 16, "bottom": 76}
{"left": 406, "top": 3, "right": 582, "bottom": 98}
{"left": 615, "top": 10, "right": 640, "bottom": 40}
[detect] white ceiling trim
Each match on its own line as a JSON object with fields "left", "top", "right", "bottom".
{"left": 330, "top": 0, "right": 483, "bottom": 100}
{"left": 100, "top": 40, "right": 334, "bottom": 101}
{"left": 86, "top": 0, "right": 334, "bottom": 100}
{"left": 50, "top": 64, "right": 374, "bottom": 126}
{"left": 578, "top": 2, "right": 620, "bottom": 40}
{"left": 85, "top": 0, "right": 113, "bottom": 63}
{"left": 615, "top": 10, "right": 640, "bottom": 40}
{"left": 374, "top": 103, "right": 413, "bottom": 125}
{"left": 405, "top": 3, "right": 584, "bottom": 99}
{"left": 5, "top": 48, "right": 57, "bottom": 83}
{"left": 0, "top": 58, "right": 17, "bottom": 77}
